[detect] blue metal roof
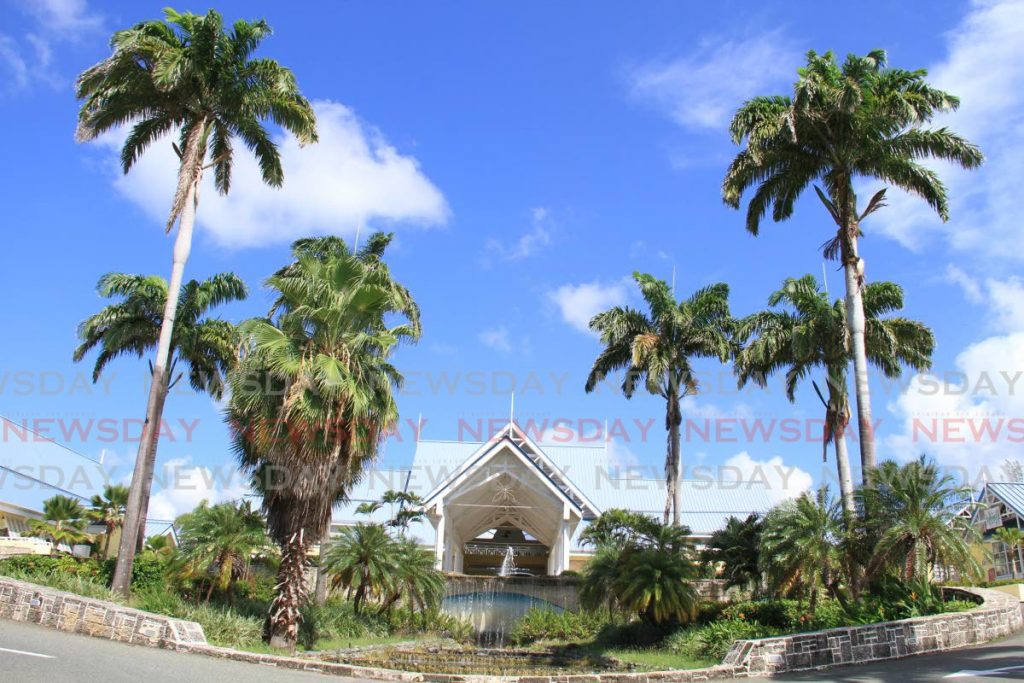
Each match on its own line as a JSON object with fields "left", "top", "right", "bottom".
{"left": 987, "top": 482, "right": 1024, "bottom": 518}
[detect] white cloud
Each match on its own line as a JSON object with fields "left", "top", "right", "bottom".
{"left": 945, "top": 266, "right": 1024, "bottom": 333}
{"left": 484, "top": 207, "right": 553, "bottom": 264}
{"left": 478, "top": 326, "right": 513, "bottom": 353}
{"left": 547, "top": 279, "right": 630, "bottom": 334}
{"left": 146, "top": 457, "right": 250, "bottom": 521}
{"left": 720, "top": 451, "right": 813, "bottom": 504}
{"left": 97, "top": 100, "right": 449, "bottom": 248}
{"left": 870, "top": 0, "right": 1024, "bottom": 262}
{"left": 1, "top": 0, "right": 101, "bottom": 93}
{"left": 627, "top": 31, "right": 796, "bottom": 130}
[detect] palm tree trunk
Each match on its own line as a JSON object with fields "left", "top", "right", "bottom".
{"left": 313, "top": 528, "right": 331, "bottom": 606}
{"left": 840, "top": 226, "right": 876, "bottom": 476}
{"left": 834, "top": 434, "right": 856, "bottom": 519}
{"left": 267, "top": 531, "right": 308, "bottom": 651}
{"left": 133, "top": 375, "right": 170, "bottom": 553}
{"left": 664, "top": 389, "right": 682, "bottom": 526}
{"left": 111, "top": 126, "right": 205, "bottom": 598}
{"left": 825, "top": 373, "right": 856, "bottom": 521}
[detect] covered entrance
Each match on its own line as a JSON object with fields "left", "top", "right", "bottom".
{"left": 421, "top": 423, "right": 598, "bottom": 576}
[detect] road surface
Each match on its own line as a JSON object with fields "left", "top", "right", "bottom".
{"left": 2, "top": 617, "right": 1023, "bottom": 682}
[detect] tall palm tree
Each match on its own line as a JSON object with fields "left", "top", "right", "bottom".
{"left": 171, "top": 499, "right": 269, "bottom": 602}
{"left": 586, "top": 274, "right": 733, "bottom": 525}
{"left": 735, "top": 276, "right": 934, "bottom": 518}
{"left": 723, "top": 49, "right": 983, "bottom": 475}
{"left": 87, "top": 484, "right": 130, "bottom": 558}
{"left": 74, "top": 272, "right": 248, "bottom": 553}
{"left": 760, "top": 487, "right": 844, "bottom": 613}
{"left": 75, "top": 8, "right": 317, "bottom": 596}
{"left": 228, "top": 234, "right": 418, "bottom": 649}
{"left": 27, "top": 496, "right": 90, "bottom": 549}
{"left": 861, "top": 458, "right": 981, "bottom": 582}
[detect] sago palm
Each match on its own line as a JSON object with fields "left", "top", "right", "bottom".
{"left": 586, "top": 274, "right": 733, "bottom": 525}
{"left": 87, "top": 484, "right": 130, "bottom": 558}
{"left": 228, "top": 234, "right": 417, "bottom": 649}
{"left": 74, "top": 272, "right": 247, "bottom": 552}
{"left": 172, "top": 499, "right": 269, "bottom": 602}
{"left": 861, "top": 458, "right": 980, "bottom": 582}
{"left": 616, "top": 548, "right": 699, "bottom": 625}
{"left": 701, "top": 513, "right": 763, "bottom": 593}
{"left": 76, "top": 7, "right": 317, "bottom": 595}
{"left": 27, "top": 495, "right": 90, "bottom": 549}
{"left": 760, "top": 487, "right": 844, "bottom": 613}
{"left": 723, "top": 49, "right": 982, "bottom": 474}
{"left": 322, "top": 523, "right": 401, "bottom": 615}
{"left": 736, "top": 276, "right": 933, "bottom": 517}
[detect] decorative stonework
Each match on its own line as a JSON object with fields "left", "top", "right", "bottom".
{"left": 0, "top": 576, "right": 206, "bottom": 647}
{"left": 722, "top": 586, "right": 1022, "bottom": 675}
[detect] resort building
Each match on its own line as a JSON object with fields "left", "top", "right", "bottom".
{"left": 973, "top": 482, "right": 1024, "bottom": 581}
{"left": 331, "top": 421, "right": 775, "bottom": 576}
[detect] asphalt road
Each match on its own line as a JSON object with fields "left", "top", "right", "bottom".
{"left": 2, "top": 617, "right": 1023, "bottom": 682}
{"left": 0, "top": 619, "right": 356, "bottom": 683}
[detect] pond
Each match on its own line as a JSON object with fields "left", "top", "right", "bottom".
{"left": 442, "top": 590, "right": 563, "bottom": 645}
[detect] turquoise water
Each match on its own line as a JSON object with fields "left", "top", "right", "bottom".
{"left": 442, "top": 591, "right": 563, "bottom": 643}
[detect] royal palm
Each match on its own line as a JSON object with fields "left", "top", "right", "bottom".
{"left": 586, "top": 275, "right": 732, "bottom": 525}
{"left": 75, "top": 8, "right": 316, "bottom": 595}
{"left": 73, "top": 272, "right": 247, "bottom": 554}
{"left": 228, "top": 234, "right": 418, "bottom": 649}
{"left": 735, "top": 276, "right": 933, "bottom": 518}
{"left": 723, "top": 50, "right": 982, "bottom": 474}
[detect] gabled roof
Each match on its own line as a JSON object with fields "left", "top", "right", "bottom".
{"left": 420, "top": 422, "right": 600, "bottom": 519}
{"left": 985, "top": 482, "right": 1024, "bottom": 518}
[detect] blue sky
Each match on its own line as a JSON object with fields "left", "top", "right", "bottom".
{"left": 1, "top": 0, "right": 1023, "bottom": 519}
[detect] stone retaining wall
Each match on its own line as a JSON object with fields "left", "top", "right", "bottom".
{"left": 722, "top": 586, "right": 1022, "bottom": 675}
{"left": 0, "top": 576, "right": 207, "bottom": 647}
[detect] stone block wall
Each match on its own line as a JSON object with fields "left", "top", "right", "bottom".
{"left": 723, "top": 586, "right": 1022, "bottom": 675}
{"left": 0, "top": 576, "right": 206, "bottom": 647}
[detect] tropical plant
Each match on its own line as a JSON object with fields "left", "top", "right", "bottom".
{"left": 144, "top": 534, "right": 176, "bottom": 558}
{"left": 26, "top": 495, "right": 90, "bottom": 548}
{"left": 75, "top": 7, "right": 317, "bottom": 596}
{"left": 353, "top": 489, "right": 425, "bottom": 536}
{"left": 723, "top": 49, "right": 983, "bottom": 475}
{"left": 87, "top": 484, "right": 130, "bottom": 558}
{"left": 171, "top": 500, "right": 269, "bottom": 602}
{"left": 860, "top": 458, "right": 981, "bottom": 582}
{"left": 586, "top": 275, "right": 733, "bottom": 525}
{"left": 735, "top": 276, "right": 933, "bottom": 516}
{"left": 701, "top": 513, "right": 763, "bottom": 593}
{"left": 228, "top": 234, "right": 418, "bottom": 648}
{"left": 74, "top": 272, "right": 247, "bottom": 554}
{"left": 993, "top": 526, "right": 1024, "bottom": 577}
{"left": 760, "top": 487, "right": 845, "bottom": 613}
{"left": 579, "top": 515, "right": 699, "bottom": 625}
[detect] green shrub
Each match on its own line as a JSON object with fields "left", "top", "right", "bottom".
{"left": 666, "top": 619, "right": 782, "bottom": 662}
{"left": 299, "top": 598, "right": 391, "bottom": 648}
{"left": 509, "top": 608, "right": 613, "bottom": 645}
{"left": 0, "top": 554, "right": 107, "bottom": 580}
{"left": 594, "top": 619, "right": 671, "bottom": 648}
{"left": 186, "top": 603, "right": 263, "bottom": 648}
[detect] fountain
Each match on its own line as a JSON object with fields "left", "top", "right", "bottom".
{"left": 498, "top": 546, "right": 516, "bottom": 577}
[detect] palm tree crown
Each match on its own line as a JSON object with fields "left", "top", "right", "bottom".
{"left": 586, "top": 274, "right": 732, "bottom": 525}
{"left": 74, "top": 272, "right": 248, "bottom": 398}
{"left": 75, "top": 8, "right": 318, "bottom": 230}
{"left": 88, "top": 484, "right": 130, "bottom": 558}
{"left": 27, "top": 495, "right": 90, "bottom": 548}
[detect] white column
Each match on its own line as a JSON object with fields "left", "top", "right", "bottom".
{"left": 454, "top": 543, "right": 464, "bottom": 574}
{"left": 433, "top": 503, "right": 446, "bottom": 570}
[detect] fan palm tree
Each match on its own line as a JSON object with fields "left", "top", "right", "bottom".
{"left": 861, "top": 458, "right": 981, "bottom": 582}
{"left": 171, "top": 499, "right": 269, "bottom": 602}
{"left": 228, "top": 234, "right": 418, "bottom": 649}
{"left": 723, "top": 49, "right": 983, "bottom": 475}
{"left": 27, "top": 496, "right": 90, "bottom": 549}
{"left": 701, "top": 513, "right": 763, "bottom": 594}
{"left": 75, "top": 8, "right": 317, "bottom": 596}
{"left": 87, "top": 484, "right": 130, "bottom": 558}
{"left": 760, "top": 487, "right": 844, "bottom": 613}
{"left": 735, "top": 276, "right": 934, "bottom": 518}
{"left": 74, "top": 272, "right": 248, "bottom": 554}
{"left": 586, "top": 275, "right": 733, "bottom": 525}
{"left": 993, "top": 527, "right": 1024, "bottom": 578}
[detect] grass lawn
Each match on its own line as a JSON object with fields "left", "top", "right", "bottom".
{"left": 600, "top": 647, "right": 716, "bottom": 671}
